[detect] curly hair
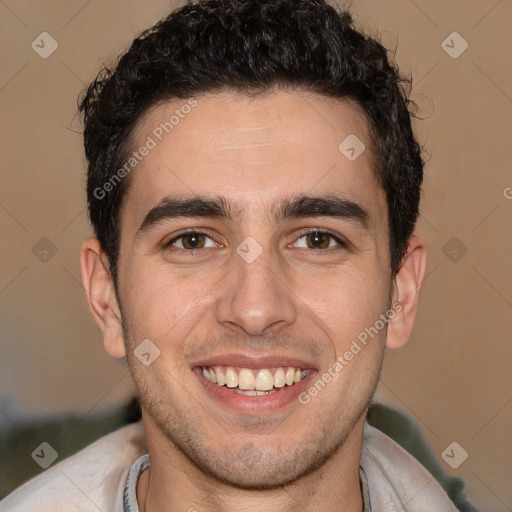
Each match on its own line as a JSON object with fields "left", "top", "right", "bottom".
{"left": 79, "top": 0, "right": 423, "bottom": 287}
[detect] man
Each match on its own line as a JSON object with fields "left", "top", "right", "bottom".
{"left": 0, "top": 0, "right": 463, "bottom": 510}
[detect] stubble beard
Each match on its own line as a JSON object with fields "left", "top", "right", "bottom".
{"left": 130, "top": 358, "right": 381, "bottom": 490}
{"left": 121, "top": 307, "right": 384, "bottom": 491}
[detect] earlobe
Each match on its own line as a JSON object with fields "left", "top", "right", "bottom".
{"left": 80, "top": 238, "right": 126, "bottom": 358}
{"left": 386, "top": 236, "right": 427, "bottom": 350}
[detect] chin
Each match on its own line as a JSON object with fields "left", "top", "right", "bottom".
{"left": 178, "top": 433, "right": 346, "bottom": 491}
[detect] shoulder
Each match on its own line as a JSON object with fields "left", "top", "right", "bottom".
{"left": 0, "top": 422, "right": 145, "bottom": 512}
{"left": 362, "top": 423, "right": 459, "bottom": 512}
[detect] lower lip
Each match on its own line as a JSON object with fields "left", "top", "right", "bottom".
{"left": 193, "top": 368, "right": 316, "bottom": 414}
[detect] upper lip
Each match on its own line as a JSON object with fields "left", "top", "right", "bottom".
{"left": 191, "top": 353, "right": 317, "bottom": 370}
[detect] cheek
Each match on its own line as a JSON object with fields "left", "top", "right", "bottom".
{"left": 121, "top": 262, "right": 217, "bottom": 344}
{"left": 304, "top": 263, "right": 389, "bottom": 326}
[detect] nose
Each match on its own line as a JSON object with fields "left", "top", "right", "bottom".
{"left": 215, "top": 247, "right": 297, "bottom": 336}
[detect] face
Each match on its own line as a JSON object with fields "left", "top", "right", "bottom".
{"left": 110, "top": 90, "right": 394, "bottom": 488}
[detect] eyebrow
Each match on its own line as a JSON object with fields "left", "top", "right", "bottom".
{"left": 135, "top": 193, "right": 369, "bottom": 238}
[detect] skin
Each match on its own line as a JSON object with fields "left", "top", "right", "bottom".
{"left": 81, "top": 89, "right": 426, "bottom": 511}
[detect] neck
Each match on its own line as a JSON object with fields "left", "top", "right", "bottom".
{"left": 137, "top": 414, "right": 366, "bottom": 512}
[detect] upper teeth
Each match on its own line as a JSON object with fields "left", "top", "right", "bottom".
{"left": 202, "top": 366, "right": 308, "bottom": 391}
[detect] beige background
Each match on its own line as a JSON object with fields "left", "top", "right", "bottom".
{"left": 1, "top": 0, "right": 511, "bottom": 510}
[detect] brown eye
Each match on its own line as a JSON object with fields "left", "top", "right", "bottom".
{"left": 293, "top": 230, "right": 344, "bottom": 250}
{"left": 305, "top": 231, "right": 331, "bottom": 249}
{"left": 166, "top": 231, "right": 217, "bottom": 251}
{"left": 181, "top": 232, "right": 206, "bottom": 249}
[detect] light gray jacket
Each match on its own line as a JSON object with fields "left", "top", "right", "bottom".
{"left": 0, "top": 422, "right": 458, "bottom": 511}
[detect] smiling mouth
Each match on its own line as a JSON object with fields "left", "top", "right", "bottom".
{"left": 200, "top": 366, "right": 310, "bottom": 396}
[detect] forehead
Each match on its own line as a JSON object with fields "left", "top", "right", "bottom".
{"left": 121, "top": 90, "right": 385, "bottom": 230}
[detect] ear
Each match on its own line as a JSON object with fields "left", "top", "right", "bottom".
{"left": 80, "top": 237, "right": 126, "bottom": 358}
{"left": 386, "top": 235, "right": 427, "bottom": 350}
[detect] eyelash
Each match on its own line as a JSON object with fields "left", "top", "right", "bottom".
{"left": 163, "top": 229, "right": 348, "bottom": 254}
